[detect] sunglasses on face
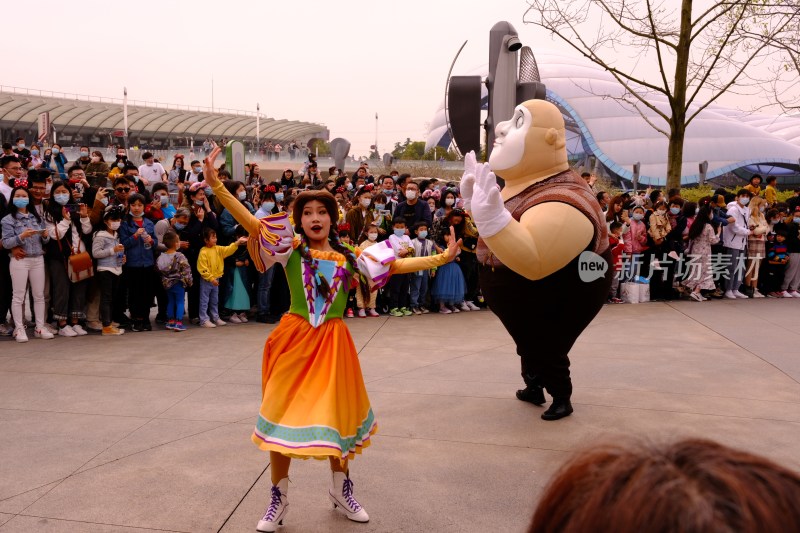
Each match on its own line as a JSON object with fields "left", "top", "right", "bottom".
{"left": 116, "top": 187, "right": 131, "bottom": 193}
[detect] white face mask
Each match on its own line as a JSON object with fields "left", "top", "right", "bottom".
{"left": 109, "top": 221, "right": 121, "bottom": 230}
{"left": 445, "top": 198, "right": 455, "bottom": 206}
{"left": 238, "top": 191, "right": 247, "bottom": 201}
{"left": 405, "top": 190, "right": 417, "bottom": 201}
{"left": 360, "top": 198, "right": 371, "bottom": 208}
{"left": 367, "top": 233, "right": 378, "bottom": 241}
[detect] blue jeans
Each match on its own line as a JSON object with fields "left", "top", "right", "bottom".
{"left": 166, "top": 284, "right": 186, "bottom": 322}
{"left": 199, "top": 278, "right": 219, "bottom": 323}
{"left": 409, "top": 272, "right": 429, "bottom": 307}
{"left": 257, "top": 265, "right": 275, "bottom": 315}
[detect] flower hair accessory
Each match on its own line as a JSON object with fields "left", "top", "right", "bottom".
{"left": 363, "top": 183, "right": 374, "bottom": 192}
{"left": 338, "top": 223, "right": 351, "bottom": 232}
{"left": 188, "top": 181, "right": 207, "bottom": 193}
{"left": 262, "top": 185, "right": 277, "bottom": 193}
{"left": 336, "top": 186, "right": 346, "bottom": 194}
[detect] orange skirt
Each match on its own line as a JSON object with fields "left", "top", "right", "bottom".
{"left": 251, "top": 313, "right": 377, "bottom": 462}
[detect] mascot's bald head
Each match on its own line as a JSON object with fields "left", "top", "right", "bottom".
{"left": 488, "top": 99, "right": 569, "bottom": 184}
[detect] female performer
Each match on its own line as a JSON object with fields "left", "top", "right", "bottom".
{"left": 203, "top": 146, "right": 460, "bottom": 532}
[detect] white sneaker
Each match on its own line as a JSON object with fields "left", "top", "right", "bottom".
{"left": 256, "top": 478, "right": 288, "bottom": 533}
{"left": 35, "top": 328, "right": 55, "bottom": 340}
{"left": 59, "top": 325, "right": 78, "bottom": 337}
{"left": 465, "top": 301, "right": 480, "bottom": 311}
{"left": 214, "top": 318, "right": 227, "bottom": 326}
{"left": 238, "top": 312, "right": 249, "bottom": 323}
{"left": 791, "top": 291, "right": 800, "bottom": 298}
{"left": 439, "top": 304, "right": 452, "bottom": 314}
{"left": 689, "top": 291, "right": 703, "bottom": 302}
{"left": 723, "top": 291, "right": 737, "bottom": 299}
{"left": 752, "top": 290, "right": 765, "bottom": 298}
{"left": 228, "top": 314, "right": 242, "bottom": 324}
{"left": 733, "top": 291, "right": 749, "bottom": 299}
{"left": 200, "top": 321, "right": 216, "bottom": 328}
{"left": 329, "top": 471, "right": 369, "bottom": 523}
{"left": 781, "top": 291, "right": 794, "bottom": 298}
{"left": 450, "top": 304, "right": 460, "bottom": 313}
{"left": 14, "top": 328, "right": 28, "bottom": 343}
{"left": 71, "top": 324, "right": 88, "bottom": 336}
{"left": 458, "top": 302, "right": 471, "bottom": 312}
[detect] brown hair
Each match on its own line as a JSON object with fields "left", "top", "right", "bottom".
{"left": 529, "top": 439, "right": 800, "bottom": 533}
{"left": 292, "top": 190, "right": 370, "bottom": 303}
{"left": 605, "top": 195, "right": 625, "bottom": 222}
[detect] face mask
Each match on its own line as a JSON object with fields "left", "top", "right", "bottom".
{"left": 384, "top": 188, "right": 394, "bottom": 195}
{"left": 194, "top": 199, "right": 204, "bottom": 206}
{"left": 117, "top": 162, "right": 125, "bottom": 169}
{"left": 360, "top": 198, "right": 371, "bottom": 208}
{"left": 52, "top": 148, "right": 60, "bottom": 154}
{"left": 367, "top": 233, "right": 378, "bottom": 241}
{"left": 174, "top": 222, "right": 186, "bottom": 231}
{"left": 418, "top": 230, "right": 428, "bottom": 239}
{"left": 346, "top": 183, "right": 353, "bottom": 191}
{"left": 633, "top": 213, "right": 644, "bottom": 221}
{"left": 91, "top": 156, "right": 100, "bottom": 163}
{"left": 406, "top": 190, "right": 418, "bottom": 201}
{"left": 445, "top": 198, "right": 455, "bottom": 206}
{"left": 771, "top": 219, "right": 781, "bottom": 224}
{"left": 193, "top": 167, "right": 202, "bottom": 173}
{"left": 100, "top": 196, "right": 109, "bottom": 206}
{"left": 238, "top": 191, "right": 247, "bottom": 201}
{"left": 132, "top": 175, "right": 140, "bottom": 183}
{"left": 80, "top": 151, "right": 88, "bottom": 157}
{"left": 759, "top": 207, "right": 766, "bottom": 213}
{"left": 794, "top": 218, "right": 800, "bottom": 225}
{"left": 160, "top": 195, "right": 169, "bottom": 206}
{"left": 262, "top": 201, "right": 275, "bottom": 211}
{"left": 204, "top": 187, "right": 213, "bottom": 196}
{"left": 31, "top": 149, "right": 39, "bottom": 156}
{"left": 669, "top": 207, "right": 680, "bottom": 215}
{"left": 12, "top": 198, "right": 29, "bottom": 208}
{"left": 375, "top": 203, "right": 385, "bottom": 211}
{"left": 131, "top": 211, "right": 143, "bottom": 218}
{"left": 54, "top": 193, "right": 70, "bottom": 205}
{"left": 695, "top": 208, "right": 700, "bottom": 215}
{"left": 275, "top": 193, "right": 284, "bottom": 202}
{"left": 657, "top": 209, "right": 667, "bottom": 216}
{"left": 109, "top": 221, "right": 121, "bottom": 230}
{"left": 17, "top": 144, "right": 25, "bottom": 150}
{"left": 740, "top": 197, "right": 750, "bottom": 206}
{"left": 393, "top": 229, "right": 405, "bottom": 238}
{"left": 175, "top": 162, "right": 182, "bottom": 168}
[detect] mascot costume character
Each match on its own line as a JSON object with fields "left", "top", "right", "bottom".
{"left": 461, "top": 99, "right": 611, "bottom": 421}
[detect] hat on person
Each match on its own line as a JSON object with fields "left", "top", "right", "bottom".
{"left": 713, "top": 194, "right": 726, "bottom": 208}
{"left": 103, "top": 204, "right": 125, "bottom": 220}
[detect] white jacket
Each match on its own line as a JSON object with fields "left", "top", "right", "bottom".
{"left": 722, "top": 201, "right": 750, "bottom": 251}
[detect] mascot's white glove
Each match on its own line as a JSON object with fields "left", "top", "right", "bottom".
{"left": 468, "top": 157, "right": 512, "bottom": 238}
{"left": 460, "top": 151, "right": 478, "bottom": 212}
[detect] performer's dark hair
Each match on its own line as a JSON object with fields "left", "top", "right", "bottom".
{"left": 529, "top": 438, "right": 800, "bottom": 533}
{"left": 293, "top": 190, "right": 370, "bottom": 303}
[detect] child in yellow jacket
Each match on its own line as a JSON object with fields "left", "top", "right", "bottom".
{"left": 197, "top": 227, "right": 247, "bottom": 327}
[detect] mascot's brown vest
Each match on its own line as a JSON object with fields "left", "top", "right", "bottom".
{"left": 476, "top": 169, "right": 609, "bottom": 268}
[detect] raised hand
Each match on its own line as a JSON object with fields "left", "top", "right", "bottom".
{"left": 203, "top": 143, "right": 223, "bottom": 188}
{"left": 445, "top": 225, "right": 462, "bottom": 262}
{"left": 471, "top": 162, "right": 511, "bottom": 238}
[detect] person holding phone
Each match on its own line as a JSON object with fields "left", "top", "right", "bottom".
{"left": 46, "top": 181, "right": 93, "bottom": 337}
{"left": 2, "top": 186, "right": 53, "bottom": 342}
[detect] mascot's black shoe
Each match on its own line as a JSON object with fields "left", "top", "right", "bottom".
{"left": 541, "top": 398, "right": 573, "bottom": 421}
{"left": 516, "top": 386, "right": 546, "bottom": 406}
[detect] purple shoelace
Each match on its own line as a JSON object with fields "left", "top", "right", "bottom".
{"left": 342, "top": 478, "right": 361, "bottom": 511}
{"left": 262, "top": 485, "right": 282, "bottom": 521}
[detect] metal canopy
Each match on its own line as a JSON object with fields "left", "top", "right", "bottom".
{"left": 0, "top": 91, "right": 328, "bottom": 143}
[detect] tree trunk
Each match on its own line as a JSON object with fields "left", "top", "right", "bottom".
{"left": 666, "top": 0, "right": 694, "bottom": 193}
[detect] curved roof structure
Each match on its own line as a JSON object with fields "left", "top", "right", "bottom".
{"left": 428, "top": 51, "right": 800, "bottom": 186}
{"left": 0, "top": 88, "right": 328, "bottom": 143}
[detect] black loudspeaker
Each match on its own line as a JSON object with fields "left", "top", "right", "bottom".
{"left": 447, "top": 75, "right": 482, "bottom": 156}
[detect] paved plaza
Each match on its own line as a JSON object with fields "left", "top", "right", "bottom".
{"left": 1, "top": 300, "right": 800, "bottom": 532}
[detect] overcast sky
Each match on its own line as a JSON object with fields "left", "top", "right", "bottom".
{"left": 6, "top": 0, "right": 575, "bottom": 155}
{"left": 6, "top": 0, "right": 777, "bottom": 156}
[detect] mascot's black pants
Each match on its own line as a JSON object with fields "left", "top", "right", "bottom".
{"left": 479, "top": 249, "right": 612, "bottom": 399}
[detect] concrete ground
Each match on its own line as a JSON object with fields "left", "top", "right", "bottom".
{"left": 1, "top": 299, "right": 800, "bottom": 532}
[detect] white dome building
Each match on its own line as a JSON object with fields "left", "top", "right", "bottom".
{"left": 427, "top": 50, "right": 800, "bottom": 187}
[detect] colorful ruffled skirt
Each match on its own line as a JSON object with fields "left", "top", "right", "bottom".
{"left": 251, "top": 313, "right": 377, "bottom": 462}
